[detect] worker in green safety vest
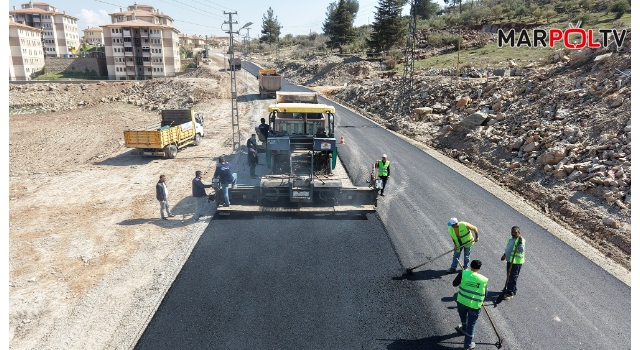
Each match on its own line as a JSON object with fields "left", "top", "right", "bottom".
{"left": 374, "top": 154, "right": 390, "bottom": 196}
{"left": 453, "top": 259, "right": 487, "bottom": 350}
{"left": 447, "top": 218, "right": 479, "bottom": 273}
{"left": 501, "top": 226, "right": 525, "bottom": 300}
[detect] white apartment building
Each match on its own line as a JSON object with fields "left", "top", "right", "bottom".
{"left": 9, "top": 15, "right": 45, "bottom": 80}
{"left": 101, "top": 4, "right": 180, "bottom": 80}
{"left": 83, "top": 27, "right": 103, "bottom": 45}
{"left": 9, "top": 1, "right": 80, "bottom": 57}
{"left": 179, "top": 34, "right": 193, "bottom": 47}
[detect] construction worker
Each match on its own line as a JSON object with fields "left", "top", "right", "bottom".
{"left": 501, "top": 226, "right": 525, "bottom": 300}
{"left": 258, "top": 118, "right": 270, "bottom": 140}
{"left": 453, "top": 259, "right": 487, "bottom": 350}
{"left": 246, "top": 133, "right": 257, "bottom": 150}
{"left": 374, "top": 154, "right": 390, "bottom": 196}
{"left": 447, "top": 218, "right": 479, "bottom": 273}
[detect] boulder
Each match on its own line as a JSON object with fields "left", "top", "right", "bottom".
{"left": 540, "top": 147, "right": 567, "bottom": 165}
{"left": 460, "top": 112, "right": 488, "bottom": 130}
{"left": 509, "top": 137, "right": 525, "bottom": 151}
{"left": 602, "top": 218, "right": 619, "bottom": 228}
{"left": 456, "top": 96, "right": 471, "bottom": 109}
{"left": 412, "top": 107, "right": 433, "bottom": 115}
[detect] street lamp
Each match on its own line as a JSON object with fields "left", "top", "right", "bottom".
{"left": 241, "top": 22, "right": 253, "bottom": 29}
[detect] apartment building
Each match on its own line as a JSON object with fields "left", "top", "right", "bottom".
{"left": 83, "top": 27, "right": 103, "bottom": 45}
{"left": 179, "top": 34, "right": 193, "bottom": 47}
{"left": 9, "top": 1, "right": 80, "bottom": 57}
{"left": 191, "top": 36, "right": 204, "bottom": 48}
{"left": 9, "top": 15, "right": 45, "bottom": 80}
{"left": 101, "top": 4, "right": 180, "bottom": 80}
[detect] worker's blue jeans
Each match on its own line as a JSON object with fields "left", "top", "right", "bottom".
{"left": 505, "top": 262, "right": 522, "bottom": 296}
{"left": 221, "top": 173, "right": 237, "bottom": 206}
{"left": 451, "top": 246, "right": 472, "bottom": 269}
{"left": 457, "top": 302, "right": 481, "bottom": 348}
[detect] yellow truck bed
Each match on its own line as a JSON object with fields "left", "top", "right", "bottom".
{"left": 123, "top": 109, "right": 202, "bottom": 159}
{"left": 124, "top": 121, "right": 195, "bottom": 149}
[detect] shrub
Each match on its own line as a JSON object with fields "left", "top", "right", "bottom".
{"left": 574, "top": 11, "right": 593, "bottom": 25}
{"left": 609, "top": 0, "right": 630, "bottom": 19}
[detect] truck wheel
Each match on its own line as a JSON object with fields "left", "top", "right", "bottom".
{"left": 194, "top": 134, "right": 201, "bottom": 146}
{"left": 164, "top": 145, "right": 177, "bottom": 159}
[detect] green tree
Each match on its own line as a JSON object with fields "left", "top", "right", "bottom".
{"left": 609, "top": 0, "right": 630, "bottom": 19}
{"left": 325, "top": 0, "right": 357, "bottom": 52}
{"left": 490, "top": 5, "right": 503, "bottom": 21}
{"left": 323, "top": 0, "right": 359, "bottom": 39}
{"left": 414, "top": 0, "right": 440, "bottom": 20}
{"left": 542, "top": 8, "right": 557, "bottom": 23}
{"left": 260, "top": 7, "right": 281, "bottom": 46}
{"left": 367, "top": 0, "right": 404, "bottom": 53}
{"left": 515, "top": 5, "right": 527, "bottom": 21}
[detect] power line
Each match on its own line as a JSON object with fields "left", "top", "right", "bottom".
{"left": 185, "top": 0, "right": 234, "bottom": 13}
{"left": 155, "top": 0, "right": 226, "bottom": 21}
{"left": 173, "top": 19, "right": 225, "bottom": 31}
{"left": 93, "top": 0, "right": 124, "bottom": 8}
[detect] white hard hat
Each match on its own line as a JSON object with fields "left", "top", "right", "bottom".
{"left": 382, "top": 154, "right": 387, "bottom": 158}
{"left": 448, "top": 218, "right": 459, "bottom": 226}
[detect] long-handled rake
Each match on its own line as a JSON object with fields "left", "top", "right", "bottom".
{"left": 406, "top": 238, "right": 472, "bottom": 275}
{"left": 455, "top": 258, "right": 504, "bottom": 349}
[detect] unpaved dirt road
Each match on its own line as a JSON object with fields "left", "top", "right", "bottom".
{"left": 8, "top": 57, "right": 267, "bottom": 349}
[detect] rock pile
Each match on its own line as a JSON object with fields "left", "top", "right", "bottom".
{"left": 277, "top": 56, "right": 380, "bottom": 86}
{"left": 9, "top": 66, "right": 230, "bottom": 114}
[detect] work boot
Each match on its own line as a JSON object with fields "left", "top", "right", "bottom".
{"left": 504, "top": 294, "right": 514, "bottom": 300}
{"left": 464, "top": 342, "right": 476, "bottom": 350}
{"left": 447, "top": 267, "right": 456, "bottom": 273}
{"left": 455, "top": 325, "right": 465, "bottom": 336}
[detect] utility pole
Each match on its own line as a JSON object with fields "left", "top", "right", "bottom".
{"left": 399, "top": 0, "right": 417, "bottom": 117}
{"left": 223, "top": 11, "right": 241, "bottom": 151}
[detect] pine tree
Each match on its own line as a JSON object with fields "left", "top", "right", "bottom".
{"left": 325, "top": 0, "right": 357, "bottom": 53}
{"left": 323, "top": 0, "right": 359, "bottom": 41}
{"left": 368, "top": 0, "right": 404, "bottom": 53}
{"left": 414, "top": 0, "right": 440, "bottom": 20}
{"left": 260, "top": 7, "right": 281, "bottom": 46}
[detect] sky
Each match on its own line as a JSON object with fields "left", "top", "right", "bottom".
{"left": 7, "top": 0, "right": 446, "bottom": 39}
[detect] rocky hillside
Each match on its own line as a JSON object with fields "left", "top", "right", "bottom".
{"left": 279, "top": 33, "right": 632, "bottom": 269}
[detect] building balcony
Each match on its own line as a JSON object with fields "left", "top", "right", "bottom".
{"left": 143, "top": 61, "right": 151, "bottom": 66}
{"left": 123, "top": 30, "right": 131, "bottom": 36}
{"left": 124, "top": 42, "right": 132, "bottom": 47}
{"left": 125, "top": 60, "right": 134, "bottom": 66}
{"left": 124, "top": 52, "right": 133, "bottom": 57}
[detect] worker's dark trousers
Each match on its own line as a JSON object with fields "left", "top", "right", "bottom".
{"left": 457, "top": 302, "right": 480, "bottom": 348}
{"left": 249, "top": 163, "right": 257, "bottom": 177}
{"left": 505, "top": 262, "right": 522, "bottom": 297}
{"left": 379, "top": 176, "right": 388, "bottom": 194}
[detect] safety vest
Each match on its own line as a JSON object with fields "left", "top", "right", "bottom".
{"left": 448, "top": 222, "right": 474, "bottom": 251}
{"left": 457, "top": 270, "right": 488, "bottom": 309}
{"left": 507, "top": 237, "right": 525, "bottom": 264}
{"left": 377, "top": 160, "right": 390, "bottom": 177}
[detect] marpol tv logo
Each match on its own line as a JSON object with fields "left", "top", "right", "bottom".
{"left": 498, "top": 21, "right": 628, "bottom": 50}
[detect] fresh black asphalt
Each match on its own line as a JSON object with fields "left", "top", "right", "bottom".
{"left": 135, "top": 61, "right": 630, "bottom": 349}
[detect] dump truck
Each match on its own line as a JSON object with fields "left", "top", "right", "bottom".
{"left": 228, "top": 57, "right": 241, "bottom": 70}
{"left": 124, "top": 109, "right": 204, "bottom": 159}
{"left": 215, "top": 92, "right": 378, "bottom": 215}
{"left": 258, "top": 69, "right": 282, "bottom": 98}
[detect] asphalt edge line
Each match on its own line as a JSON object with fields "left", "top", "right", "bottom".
{"left": 321, "top": 93, "right": 631, "bottom": 287}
